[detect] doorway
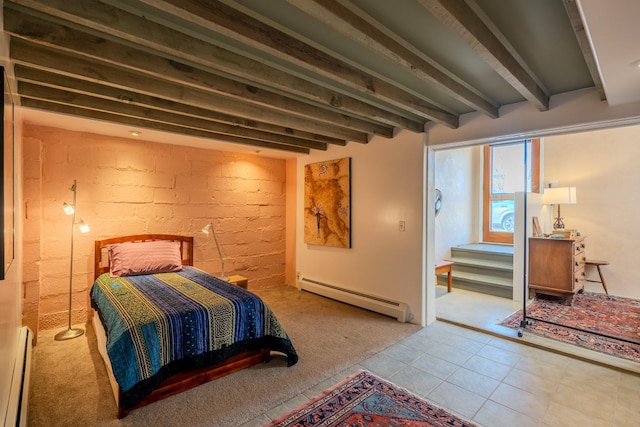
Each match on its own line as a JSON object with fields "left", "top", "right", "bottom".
{"left": 432, "top": 126, "right": 640, "bottom": 373}
{"left": 433, "top": 140, "right": 538, "bottom": 301}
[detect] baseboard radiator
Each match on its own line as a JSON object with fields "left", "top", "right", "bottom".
{"left": 298, "top": 277, "right": 409, "bottom": 322}
{"left": 5, "top": 327, "right": 32, "bottom": 427}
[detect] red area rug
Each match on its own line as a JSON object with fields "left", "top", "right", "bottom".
{"left": 500, "top": 292, "right": 640, "bottom": 362}
{"left": 265, "top": 370, "right": 477, "bottom": 427}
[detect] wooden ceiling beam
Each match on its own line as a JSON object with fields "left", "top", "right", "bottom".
{"left": 148, "top": 0, "right": 458, "bottom": 127}
{"left": 15, "top": 65, "right": 346, "bottom": 146}
{"left": 21, "top": 99, "right": 311, "bottom": 154}
{"left": 287, "top": 0, "right": 498, "bottom": 119}
{"left": 9, "top": 39, "right": 369, "bottom": 143}
{"left": 562, "top": 0, "right": 605, "bottom": 101}
{"left": 418, "top": 0, "right": 550, "bottom": 111}
{"left": 2, "top": 10, "right": 385, "bottom": 140}
{"left": 7, "top": 0, "right": 454, "bottom": 127}
{"left": 5, "top": 0, "right": 425, "bottom": 133}
{"left": 18, "top": 81, "right": 329, "bottom": 150}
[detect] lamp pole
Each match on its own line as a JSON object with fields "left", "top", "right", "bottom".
{"left": 55, "top": 180, "right": 85, "bottom": 341}
{"left": 203, "top": 222, "right": 226, "bottom": 280}
{"left": 210, "top": 225, "right": 226, "bottom": 280}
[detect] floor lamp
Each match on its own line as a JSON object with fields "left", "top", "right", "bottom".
{"left": 55, "top": 180, "right": 90, "bottom": 341}
{"left": 202, "top": 221, "right": 226, "bottom": 280}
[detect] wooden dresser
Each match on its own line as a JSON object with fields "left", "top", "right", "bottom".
{"left": 528, "top": 236, "right": 586, "bottom": 303}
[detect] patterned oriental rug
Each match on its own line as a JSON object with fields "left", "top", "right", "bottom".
{"left": 500, "top": 292, "right": 640, "bottom": 362}
{"left": 266, "top": 370, "right": 477, "bottom": 427}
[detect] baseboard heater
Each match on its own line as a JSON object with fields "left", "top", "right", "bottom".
{"left": 298, "top": 277, "right": 409, "bottom": 322}
{"left": 5, "top": 327, "right": 32, "bottom": 427}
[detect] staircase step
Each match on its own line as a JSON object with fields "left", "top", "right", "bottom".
{"left": 453, "top": 243, "right": 514, "bottom": 255}
{"left": 446, "top": 256, "right": 513, "bottom": 272}
{"left": 451, "top": 244, "right": 513, "bottom": 264}
{"left": 443, "top": 243, "right": 515, "bottom": 299}
{"left": 438, "top": 271, "right": 513, "bottom": 299}
{"left": 450, "top": 264, "right": 513, "bottom": 281}
{"left": 452, "top": 271, "right": 513, "bottom": 287}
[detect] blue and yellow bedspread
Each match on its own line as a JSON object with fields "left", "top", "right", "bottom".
{"left": 90, "top": 266, "right": 298, "bottom": 410}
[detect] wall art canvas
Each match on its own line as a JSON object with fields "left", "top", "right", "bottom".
{"left": 304, "top": 157, "right": 351, "bottom": 248}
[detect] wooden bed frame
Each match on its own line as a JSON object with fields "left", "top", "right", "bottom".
{"left": 92, "top": 234, "right": 270, "bottom": 418}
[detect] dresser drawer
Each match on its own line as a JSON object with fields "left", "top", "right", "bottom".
{"left": 573, "top": 267, "right": 586, "bottom": 291}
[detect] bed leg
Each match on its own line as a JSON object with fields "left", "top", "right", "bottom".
{"left": 118, "top": 407, "right": 128, "bottom": 419}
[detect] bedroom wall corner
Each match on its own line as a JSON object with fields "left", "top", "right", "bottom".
{"left": 23, "top": 124, "right": 289, "bottom": 333}
{"left": 21, "top": 127, "right": 42, "bottom": 341}
{"left": 285, "top": 157, "right": 297, "bottom": 287}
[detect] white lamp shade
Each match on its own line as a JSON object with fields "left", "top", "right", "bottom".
{"left": 202, "top": 223, "right": 212, "bottom": 234}
{"left": 543, "top": 187, "right": 577, "bottom": 205}
{"left": 78, "top": 220, "right": 90, "bottom": 233}
{"left": 63, "top": 202, "right": 75, "bottom": 215}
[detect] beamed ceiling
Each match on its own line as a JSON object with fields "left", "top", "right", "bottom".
{"left": 2, "top": 0, "right": 608, "bottom": 154}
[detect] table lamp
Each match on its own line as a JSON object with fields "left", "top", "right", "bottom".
{"left": 543, "top": 186, "right": 577, "bottom": 230}
{"left": 202, "top": 221, "right": 226, "bottom": 280}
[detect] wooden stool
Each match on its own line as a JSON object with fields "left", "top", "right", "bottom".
{"left": 585, "top": 259, "right": 609, "bottom": 295}
{"left": 435, "top": 261, "right": 454, "bottom": 292}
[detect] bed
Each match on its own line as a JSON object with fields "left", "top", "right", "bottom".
{"left": 90, "top": 234, "right": 298, "bottom": 418}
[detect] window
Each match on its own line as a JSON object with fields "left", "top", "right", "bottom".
{"left": 482, "top": 140, "right": 540, "bottom": 244}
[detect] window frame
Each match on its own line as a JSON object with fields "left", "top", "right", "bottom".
{"left": 482, "top": 139, "right": 540, "bottom": 244}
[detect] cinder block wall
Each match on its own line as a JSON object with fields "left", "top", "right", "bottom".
{"left": 23, "top": 124, "right": 288, "bottom": 335}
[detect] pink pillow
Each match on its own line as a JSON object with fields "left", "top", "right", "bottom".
{"left": 108, "top": 240, "right": 183, "bottom": 277}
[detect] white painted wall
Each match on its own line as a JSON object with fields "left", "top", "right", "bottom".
{"left": 544, "top": 125, "right": 640, "bottom": 298}
{"left": 434, "top": 146, "right": 479, "bottom": 260}
{"left": 296, "top": 130, "right": 427, "bottom": 325}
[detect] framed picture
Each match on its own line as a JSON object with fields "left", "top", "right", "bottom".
{"left": 2, "top": 66, "right": 15, "bottom": 279}
{"left": 303, "top": 157, "right": 351, "bottom": 248}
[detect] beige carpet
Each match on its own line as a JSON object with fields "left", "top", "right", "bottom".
{"left": 28, "top": 286, "right": 421, "bottom": 426}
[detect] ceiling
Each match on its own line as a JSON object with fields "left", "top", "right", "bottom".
{"left": 2, "top": 0, "right": 639, "bottom": 157}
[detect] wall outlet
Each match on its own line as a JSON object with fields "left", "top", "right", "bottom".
{"left": 296, "top": 271, "right": 301, "bottom": 281}
{"left": 399, "top": 221, "right": 406, "bottom": 232}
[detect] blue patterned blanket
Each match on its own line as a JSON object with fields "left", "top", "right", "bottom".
{"left": 90, "top": 266, "right": 297, "bottom": 410}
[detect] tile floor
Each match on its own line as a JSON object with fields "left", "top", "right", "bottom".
{"left": 436, "top": 287, "right": 640, "bottom": 375}
{"left": 244, "top": 288, "right": 640, "bottom": 427}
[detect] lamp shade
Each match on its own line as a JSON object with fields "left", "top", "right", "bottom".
{"left": 78, "top": 220, "right": 90, "bottom": 233}
{"left": 543, "top": 187, "right": 577, "bottom": 205}
{"left": 63, "top": 202, "right": 75, "bottom": 215}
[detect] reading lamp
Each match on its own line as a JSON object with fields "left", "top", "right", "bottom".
{"left": 202, "top": 222, "right": 226, "bottom": 280}
{"left": 55, "top": 180, "right": 90, "bottom": 341}
{"left": 543, "top": 186, "right": 577, "bottom": 230}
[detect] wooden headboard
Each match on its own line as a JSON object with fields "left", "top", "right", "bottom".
{"left": 94, "top": 234, "right": 194, "bottom": 280}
